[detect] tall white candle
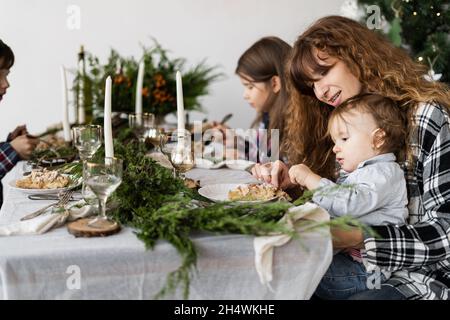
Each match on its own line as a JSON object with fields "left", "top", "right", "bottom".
{"left": 78, "top": 59, "right": 86, "bottom": 124}
{"left": 176, "top": 71, "right": 185, "bottom": 134}
{"left": 104, "top": 76, "right": 114, "bottom": 158}
{"left": 60, "top": 66, "right": 71, "bottom": 142}
{"left": 135, "top": 60, "right": 145, "bottom": 115}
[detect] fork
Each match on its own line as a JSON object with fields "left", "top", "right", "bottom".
{"left": 20, "top": 190, "right": 75, "bottom": 221}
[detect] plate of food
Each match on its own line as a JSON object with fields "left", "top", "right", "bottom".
{"left": 198, "top": 183, "right": 290, "bottom": 203}
{"left": 8, "top": 168, "right": 81, "bottom": 194}
{"left": 30, "top": 144, "right": 77, "bottom": 168}
{"left": 27, "top": 131, "right": 77, "bottom": 167}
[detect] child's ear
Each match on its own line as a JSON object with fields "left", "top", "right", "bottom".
{"left": 372, "top": 128, "right": 386, "bottom": 150}
{"left": 271, "top": 76, "right": 281, "bottom": 93}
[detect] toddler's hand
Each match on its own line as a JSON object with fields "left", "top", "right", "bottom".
{"left": 288, "top": 164, "right": 313, "bottom": 187}
{"left": 289, "top": 164, "right": 322, "bottom": 190}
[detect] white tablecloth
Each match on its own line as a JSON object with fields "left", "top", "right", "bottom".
{"left": 0, "top": 163, "right": 332, "bottom": 300}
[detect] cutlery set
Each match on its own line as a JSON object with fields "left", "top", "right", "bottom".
{"left": 20, "top": 190, "right": 76, "bottom": 221}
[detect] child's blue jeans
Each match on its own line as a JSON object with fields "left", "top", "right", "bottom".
{"left": 314, "top": 252, "right": 387, "bottom": 300}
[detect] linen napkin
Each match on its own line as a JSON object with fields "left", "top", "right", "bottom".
{"left": 147, "top": 152, "right": 173, "bottom": 169}
{"left": 0, "top": 201, "right": 94, "bottom": 236}
{"left": 253, "top": 202, "right": 330, "bottom": 286}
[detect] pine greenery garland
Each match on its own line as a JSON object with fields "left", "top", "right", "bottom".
{"left": 61, "top": 140, "right": 374, "bottom": 298}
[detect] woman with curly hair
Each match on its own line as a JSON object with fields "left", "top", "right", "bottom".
{"left": 252, "top": 16, "right": 450, "bottom": 299}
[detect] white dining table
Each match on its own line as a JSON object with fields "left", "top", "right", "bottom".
{"left": 0, "top": 162, "right": 332, "bottom": 300}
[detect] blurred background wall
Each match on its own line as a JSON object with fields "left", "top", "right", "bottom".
{"left": 0, "top": 0, "right": 346, "bottom": 138}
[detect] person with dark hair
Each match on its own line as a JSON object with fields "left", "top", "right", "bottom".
{"left": 0, "top": 39, "right": 39, "bottom": 207}
{"left": 212, "top": 36, "right": 292, "bottom": 163}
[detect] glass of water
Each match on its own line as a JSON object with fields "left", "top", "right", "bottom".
{"left": 84, "top": 157, "right": 123, "bottom": 228}
{"left": 72, "top": 125, "right": 102, "bottom": 205}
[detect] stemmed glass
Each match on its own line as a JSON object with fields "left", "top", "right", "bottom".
{"left": 72, "top": 125, "right": 102, "bottom": 161}
{"left": 147, "top": 128, "right": 167, "bottom": 153}
{"left": 160, "top": 130, "right": 194, "bottom": 179}
{"left": 128, "top": 113, "right": 155, "bottom": 143}
{"left": 84, "top": 157, "right": 123, "bottom": 228}
{"left": 72, "top": 125, "right": 102, "bottom": 205}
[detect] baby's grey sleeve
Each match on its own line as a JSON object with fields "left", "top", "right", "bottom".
{"left": 312, "top": 173, "right": 384, "bottom": 219}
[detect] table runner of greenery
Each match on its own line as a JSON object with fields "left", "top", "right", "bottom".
{"left": 60, "top": 134, "right": 372, "bottom": 299}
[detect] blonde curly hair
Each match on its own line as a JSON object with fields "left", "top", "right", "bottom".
{"left": 284, "top": 15, "right": 450, "bottom": 179}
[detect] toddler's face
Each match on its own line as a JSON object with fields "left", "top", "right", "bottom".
{"left": 239, "top": 75, "right": 271, "bottom": 113}
{"left": 330, "top": 111, "right": 380, "bottom": 172}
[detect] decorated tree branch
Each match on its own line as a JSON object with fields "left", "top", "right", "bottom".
{"left": 357, "top": 0, "right": 449, "bottom": 83}
{"left": 72, "top": 40, "right": 223, "bottom": 123}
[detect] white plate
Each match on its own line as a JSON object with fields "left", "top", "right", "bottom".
{"left": 198, "top": 183, "right": 276, "bottom": 204}
{"left": 195, "top": 158, "right": 256, "bottom": 170}
{"left": 224, "top": 159, "right": 256, "bottom": 171}
{"left": 195, "top": 158, "right": 226, "bottom": 169}
{"left": 8, "top": 175, "right": 81, "bottom": 195}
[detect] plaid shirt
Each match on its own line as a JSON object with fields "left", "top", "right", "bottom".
{"left": 0, "top": 141, "right": 20, "bottom": 206}
{"left": 362, "top": 103, "right": 450, "bottom": 300}
{"left": 0, "top": 141, "right": 20, "bottom": 179}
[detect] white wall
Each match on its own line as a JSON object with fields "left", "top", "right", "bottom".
{"left": 0, "top": 0, "right": 345, "bottom": 138}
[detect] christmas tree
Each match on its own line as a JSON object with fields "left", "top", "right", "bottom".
{"left": 356, "top": 0, "right": 449, "bottom": 83}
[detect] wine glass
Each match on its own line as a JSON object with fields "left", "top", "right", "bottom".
{"left": 72, "top": 125, "right": 102, "bottom": 161}
{"left": 160, "top": 130, "right": 194, "bottom": 178}
{"left": 72, "top": 125, "right": 102, "bottom": 205}
{"left": 147, "top": 127, "right": 167, "bottom": 152}
{"left": 128, "top": 113, "right": 155, "bottom": 143}
{"left": 84, "top": 157, "right": 123, "bottom": 228}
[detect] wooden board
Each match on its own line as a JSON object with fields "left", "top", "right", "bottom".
{"left": 67, "top": 218, "right": 121, "bottom": 237}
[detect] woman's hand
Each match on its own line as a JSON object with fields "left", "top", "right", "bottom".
{"left": 251, "top": 160, "right": 296, "bottom": 190}
{"left": 331, "top": 226, "right": 365, "bottom": 250}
